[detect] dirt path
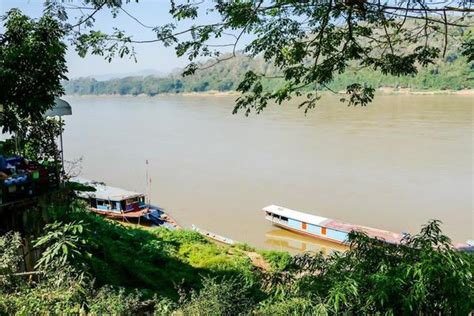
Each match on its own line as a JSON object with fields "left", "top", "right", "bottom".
{"left": 227, "top": 248, "right": 271, "bottom": 271}
{"left": 245, "top": 251, "right": 271, "bottom": 271}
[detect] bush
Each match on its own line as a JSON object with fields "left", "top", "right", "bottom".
{"left": 0, "top": 232, "right": 22, "bottom": 292}
{"left": 255, "top": 297, "right": 321, "bottom": 315}
{"left": 0, "top": 282, "right": 86, "bottom": 315}
{"left": 258, "top": 250, "right": 292, "bottom": 272}
{"left": 178, "top": 276, "right": 255, "bottom": 315}
{"left": 153, "top": 297, "right": 177, "bottom": 316}
{"left": 87, "top": 286, "right": 143, "bottom": 314}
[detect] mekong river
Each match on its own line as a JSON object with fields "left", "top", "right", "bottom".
{"left": 62, "top": 94, "right": 473, "bottom": 253}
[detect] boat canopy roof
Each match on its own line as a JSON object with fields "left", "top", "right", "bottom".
{"left": 263, "top": 205, "right": 329, "bottom": 226}
{"left": 263, "top": 205, "right": 404, "bottom": 243}
{"left": 72, "top": 177, "right": 144, "bottom": 202}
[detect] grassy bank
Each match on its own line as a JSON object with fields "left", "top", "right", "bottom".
{"left": 1, "top": 198, "right": 473, "bottom": 314}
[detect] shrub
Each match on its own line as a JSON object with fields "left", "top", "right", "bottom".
{"left": 0, "top": 283, "right": 85, "bottom": 315}
{"left": 255, "top": 297, "right": 321, "bottom": 315}
{"left": 258, "top": 250, "right": 292, "bottom": 272}
{"left": 178, "top": 276, "right": 255, "bottom": 315}
{"left": 0, "top": 232, "right": 22, "bottom": 292}
{"left": 87, "top": 286, "right": 143, "bottom": 314}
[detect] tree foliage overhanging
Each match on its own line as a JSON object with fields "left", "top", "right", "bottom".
{"left": 62, "top": 17, "right": 474, "bottom": 97}
{"left": 45, "top": 0, "right": 474, "bottom": 114}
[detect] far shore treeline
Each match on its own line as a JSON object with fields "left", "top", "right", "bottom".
{"left": 64, "top": 51, "right": 473, "bottom": 96}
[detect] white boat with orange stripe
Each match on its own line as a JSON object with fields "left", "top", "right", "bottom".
{"left": 263, "top": 205, "right": 404, "bottom": 245}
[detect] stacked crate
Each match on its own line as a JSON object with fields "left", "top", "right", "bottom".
{"left": 0, "top": 156, "right": 61, "bottom": 206}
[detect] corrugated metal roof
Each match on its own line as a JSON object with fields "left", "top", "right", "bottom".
{"left": 263, "top": 205, "right": 329, "bottom": 225}
{"left": 72, "top": 177, "right": 144, "bottom": 202}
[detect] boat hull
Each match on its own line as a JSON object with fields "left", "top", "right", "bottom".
{"left": 192, "top": 225, "right": 235, "bottom": 245}
{"left": 270, "top": 220, "right": 346, "bottom": 245}
{"left": 263, "top": 205, "right": 404, "bottom": 246}
{"left": 88, "top": 206, "right": 180, "bottom": 229}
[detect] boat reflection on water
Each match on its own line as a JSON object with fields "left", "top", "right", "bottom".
{"left": 265, "top": 228, "right": 348, "bottom": 255}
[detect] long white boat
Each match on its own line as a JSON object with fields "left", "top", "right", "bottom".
{"left": 263, "top": 205, "right": 404, "bottom": 245}
{"left": 264, "top": 205, "right": 474, "bottom": 252}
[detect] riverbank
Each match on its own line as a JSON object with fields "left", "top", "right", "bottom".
{"left": 376, "top": 87, "right": 474, "bottom": 95}
{"left": 64, "top": 88, "right": 474, "bottom": 98}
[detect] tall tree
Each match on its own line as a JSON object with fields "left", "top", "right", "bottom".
{"left": 0, "top": 9, "right": 67, "bottom": 133}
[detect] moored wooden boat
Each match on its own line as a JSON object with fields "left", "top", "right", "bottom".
{"left": 264, "top": 205, "right": 474, "bottom": 252}
{"left": 263, "top": 205, "right": 404, "bottom": 245}
{"left": 192, "top": 225, "right": 235, "bottom": 245}
{"left": 72, "top": 177, "right": 180, "bottom": 229}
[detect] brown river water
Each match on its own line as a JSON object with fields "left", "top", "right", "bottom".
{"left": 62, "top": 94, "right": 473, "bottom": 253}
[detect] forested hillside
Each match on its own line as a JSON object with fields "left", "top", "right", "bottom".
{"left": 64, "top": 24, "right": 473, "bottom": 96}
{"left": 64, "top": 52, "right": 473, "bottom": 96}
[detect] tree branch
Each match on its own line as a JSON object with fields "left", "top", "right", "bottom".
{"left": 67, "top": 2, "right": 106, "bottom": 30}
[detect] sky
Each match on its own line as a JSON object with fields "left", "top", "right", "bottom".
{"left": 1, "top": 0, "right": 241, "bottom": 79}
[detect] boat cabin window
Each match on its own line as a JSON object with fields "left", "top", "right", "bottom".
{"left": 126, "top": 197, "right": 139, "bottom": 205}
{"left": 96, "top": 200, "right": 111, "bottom": 210}
{"left": 272, "top": 214, "right": 289, "bottom": 222}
